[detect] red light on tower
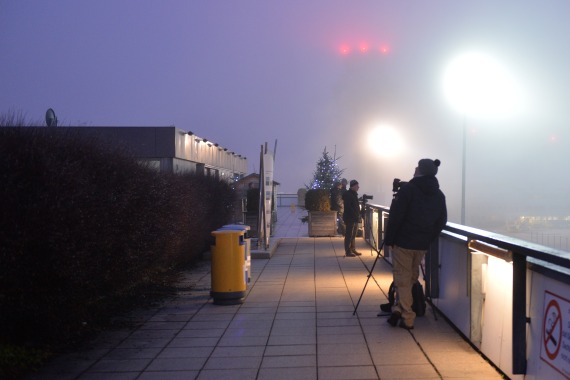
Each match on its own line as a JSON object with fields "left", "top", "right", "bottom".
{"left": 359, "top": 43, "right": 369, "bottom": 54}
{"left": 380, "top": 44, "right": 390, "bottom": 54}
{"left": 339, "top": 45, "right": 351, "bottom": 55}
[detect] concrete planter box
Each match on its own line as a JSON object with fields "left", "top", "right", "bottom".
{"left": 308, "top": 211, "right": 337, "bottom": 237}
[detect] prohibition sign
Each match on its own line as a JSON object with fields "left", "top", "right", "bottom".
{"left": 543, "top": 298, "right": 562, "bottom": 360}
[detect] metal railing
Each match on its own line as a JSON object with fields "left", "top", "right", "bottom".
{"left": 362, "top": 202, "right": 570, "bottom": 377}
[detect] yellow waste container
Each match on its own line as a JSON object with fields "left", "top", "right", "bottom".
{"left": 210, "top": 230, "right": 247, "bottom": 305}
{"left": 218, "top": 224, "right": 251, "bottom": 283}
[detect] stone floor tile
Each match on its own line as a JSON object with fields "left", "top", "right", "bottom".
{"left": 318, "top": 352, "right": 373, "bottom": 367}
{"left": 210, "top": 345, "right": 266, "bottom": 357}
{"left": 139, "top": 321, "right": 187, "bottom": 330}
{"left": 167, "top": 337, "right": 219, "bottom": 348}
{"left": 78, "top": 372, "right": 140, "bottom": 380}
{"left": 317, "top": 333, "right": 366, "bottom": 344}
{"left": 203, "top": 356, "right": 262, "bottom": 370}
{"left": 267, "top": 334, "right": 316, "bottom": 345}
{"left": 274, "top": 311, "right": 316, "bottom": 320}
{"left": 88, "top": 358, "right": 151, "bottom": 372}
{"left": 105, "top": 347, "right": 163, "bottom": 360}
{"left": 182, "top": 320, "right": 231, "bottom": 330}
{"left": 228, "top": 318, "right": 273, "bottom": 329}
{"left": 196, "top": 368, "right": 258, "bottom": 380}
{"left": 264, "top": 344, "right": 316, "bottom": 356}
{"left": 177, "top": 328, "right": 225, "bottom": 338}
{"left": 270, "top": 326, "right": 316, "bottom": 336}
{"left": 318, "top": 365, "right": 379, "bottom": 380}
{"left": 257, "top": 366, "right": 317, "bottom": 380}
{"left": 318, "top": 342, "right": 369, "bottom": 355}
{"left": 116, "top": 337, "right": 173, "bottom": 349}
{"left": 157, "top": 346, "right": 214, "bottom": 358}
{"left": 375, "top": 364, "right": 440, "bottom": 379}
{"left": 222, "top": 326, "right": 271, "bottom": 337}
{"left": 272, "top": 318, "right": 316, "bottom": 328}
{"left": 232, "top": 312, "right": 275, "bottom": 321}
{"left": 276, "top": 305, "right": 316, "bottom": 313}
{"left": 261, "top": 354, "right": 316, "bottom": 368}
{"left": 146, "top": 357, "right": 207, "bottom": 371}
{"left": 217, "top": 335, "right": 268, "bottom": 347}
{"left": 317, "top": 325, "right": 363, "bottom": 335}
{"left": 138, "top": 370, "right": 199, "bottom": 380}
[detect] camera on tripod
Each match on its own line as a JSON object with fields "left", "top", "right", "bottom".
{"left": 360, "top": 194, "right": 374, "bottom": 210}
{"left": 392, "top": 178, "right": 407, "bottom": 193}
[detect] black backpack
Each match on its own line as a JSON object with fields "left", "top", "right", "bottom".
{"left": 382, "top": 281, "right": 426, "bottom": 316}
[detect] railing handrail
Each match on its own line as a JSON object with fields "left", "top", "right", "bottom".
{"left": 366, "top": 202, "right": 570, "bottom": 272}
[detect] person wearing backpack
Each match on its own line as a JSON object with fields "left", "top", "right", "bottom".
{"left": 384, "top": 158, "right": 447, "bottom": 330}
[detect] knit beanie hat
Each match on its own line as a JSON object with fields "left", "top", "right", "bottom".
{"left": 418, "top": 159, "right": 441, "bottom": 176}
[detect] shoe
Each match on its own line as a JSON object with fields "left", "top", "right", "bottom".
{"left": 352, "top": 250, "right": 362, "bottom": 256}
{"left": 387, "top": 311, "right": 401, "bottom": 327}
{"left": 345, "top": 252, "right": 357, "bottom": 257}
{"left": 380, "top": 303, "right": 392, "bottom": 313}
{"left": 399, "top": 320, "right": 414, "bottom": 330}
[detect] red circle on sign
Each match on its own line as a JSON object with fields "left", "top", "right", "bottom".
{"left": 543, "top": 299, "right": 562, "bottom": 360}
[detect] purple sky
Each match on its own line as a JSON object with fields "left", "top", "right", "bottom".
{"left": 2, "top": 1, "right": 570, "bottom": 226}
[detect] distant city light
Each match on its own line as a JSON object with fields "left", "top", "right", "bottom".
{"left": 380, "top": 45, "right": 390, "bottom": 54}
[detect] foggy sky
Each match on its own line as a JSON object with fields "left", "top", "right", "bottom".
{"left": 2, "top": 1, "right": 569, "bottom": 226}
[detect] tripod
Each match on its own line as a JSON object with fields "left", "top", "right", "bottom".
{"left": 353, "top": 241, "right": 384, "bottom": 315}
{"left": 353, "top": 207, "right": 385, "bottom": 315}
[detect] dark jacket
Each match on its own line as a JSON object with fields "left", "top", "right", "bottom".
{"left": 384, "top": 175, "right": 447, "bottom": 250}
{"left": 342, "top": 189, "right": 360, "bottom": 223}
{"left": 330, "top": 187, "right": 344, "bottom": 213}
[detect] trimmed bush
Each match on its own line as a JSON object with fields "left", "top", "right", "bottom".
{"left": 304, "top": 189, "right": 331, "bottom": 211}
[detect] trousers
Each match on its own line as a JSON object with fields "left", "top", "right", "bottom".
{"left": 391, "top": 245, "right": 426, "bottom": 326}
{"left": 344, "top": 220, "right": 357, "bottom": 253}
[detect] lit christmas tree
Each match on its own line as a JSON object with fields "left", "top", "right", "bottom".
{"left": 307, "top": 147, "right": 345, "bottom": 190}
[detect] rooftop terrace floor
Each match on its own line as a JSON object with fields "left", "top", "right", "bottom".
{"left": 27, "top": 206, "right": 505, "bottom": 379}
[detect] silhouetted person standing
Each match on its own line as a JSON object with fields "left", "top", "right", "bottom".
{"left": 343, "top": 180, "right": 362, "bottom": 257}
{"left": 385, "top": 159, "right": 447, "bottom": 329}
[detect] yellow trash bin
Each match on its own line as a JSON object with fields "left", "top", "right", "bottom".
{"left": 218, "top": 224, "right": 251, "bottom": 284}
{"left": 210, "top": 230, "right": 247, "bottom": 305}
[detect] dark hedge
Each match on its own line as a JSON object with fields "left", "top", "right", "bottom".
{"left": 0, "top": 127, "right": 235, "bottom": 348}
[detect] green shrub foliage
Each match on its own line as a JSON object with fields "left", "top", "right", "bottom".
{"left": 0, "top": 127, "right": 235, "bottom": 346}
{"left": 304, "top": 189, "right": 331, "bottom": 211}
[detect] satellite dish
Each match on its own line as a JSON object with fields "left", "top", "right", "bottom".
{"left": 45, "top": 108, "right": 57, "bottom": 127}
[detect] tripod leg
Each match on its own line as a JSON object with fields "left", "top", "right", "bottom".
{"left": 353, "top": 242, "right": 385, "bottom": 315}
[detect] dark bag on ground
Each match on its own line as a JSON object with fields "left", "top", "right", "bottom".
{"left": 380, "top": 281, "right": 426, "bottom": 316}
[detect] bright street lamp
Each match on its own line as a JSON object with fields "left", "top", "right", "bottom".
{"left": 443, "top": 51, "right": 520, "bottom": 225}
{"left": 367, "top": 124, "right": 404, "bottom": 158}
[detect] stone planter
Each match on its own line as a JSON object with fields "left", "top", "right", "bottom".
{"left": 308, "top": 211, "right": 337, "bottom": 237}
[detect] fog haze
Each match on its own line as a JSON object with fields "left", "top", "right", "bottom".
{"left": 1, "top": 1, "right": 569, "bottom": 228}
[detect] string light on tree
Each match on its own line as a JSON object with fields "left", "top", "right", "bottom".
{"left": 307, "top": 147, "right": 344, "bottom": 190}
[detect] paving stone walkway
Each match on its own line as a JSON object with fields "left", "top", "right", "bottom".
{"left": 26, "top": 207, "right": 504, "bottom": 379}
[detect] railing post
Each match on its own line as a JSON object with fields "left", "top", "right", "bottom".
{"left": 512, "top": 251, "right": 527, "bottom": 374}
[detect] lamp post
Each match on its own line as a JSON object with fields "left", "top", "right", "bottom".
{"left": 443, "top": 51, "right": 519, "bottom": 225}
{"left": 461, "top": 115, "right": 466, "bottom": 225}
